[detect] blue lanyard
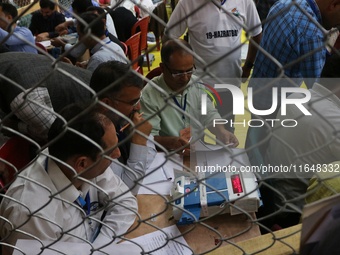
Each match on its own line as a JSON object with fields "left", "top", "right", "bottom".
{"left": 172, "top": 94, "right": 187, "bottom": 120}
{"left": 75, "top": 193, "right": 91, "bottom": 216}
{"left": 44, "top": 158, "right": 91, "bottom": 216}
{"left": 221, "top": 0, "right": 226, "bottom": 6}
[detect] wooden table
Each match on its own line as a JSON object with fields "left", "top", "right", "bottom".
{"left": 126, "top": 194, "right": 261, "bottom": 254}
{"left": 209, "top": 224, "right": 301, "bottom": 255}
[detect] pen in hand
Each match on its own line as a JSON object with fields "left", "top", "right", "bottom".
{"left": 120, "top": 112, "right": 144, "bottom": 132}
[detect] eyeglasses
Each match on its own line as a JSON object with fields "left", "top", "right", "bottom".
{"left": 163, "top": 63, "right": 195, "bottom": 78}
{"left": 111, "top": 92, "right": 142, "bottom": 107}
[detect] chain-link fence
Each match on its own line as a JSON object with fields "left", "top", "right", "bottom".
{"left": 1, "top": 0, "right": 340, "bottom": 254}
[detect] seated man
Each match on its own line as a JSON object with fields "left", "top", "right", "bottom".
{"left": 53, "top": 0, "right": 117, "bottom": 61}
{"left": 0, "top": 3, "right": 37, "bottom": 53}
{"left": 0, "top": 54, "right": 155, "bottom": 193}
{"left": 90, "top": 61, "right": 156, "bottom": 193}
{"left": 56, "top": 12, "right": 127, "bottom": 71}
{"left": 86, "top": 6, "right": 124, "bottom": 52}
{"left": 262, "top": 53, "right": 340, "bottom": 228}
{"left": 0, "top": 52, "right": 92, "bottom": 142}
{"left": 29, "top": 0, "right": 66, "bottom": 42}
{"left": 141, "top": 39, "right": 239, "bottom": 153}
{"left": 0, "top": 104, "right": 137, "bottom": 254}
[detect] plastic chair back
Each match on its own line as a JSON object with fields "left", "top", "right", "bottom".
{"left": 125, "top": 32, "right": 142, "bottom": 72}
{"left": 35, "top": 42, "right": 48, "bottom": 54}
{"left": 0, "top": 136, "right": 33, "bottom": 192}
{"left": 131, "top": 16, "right": 150, "bottom": 70}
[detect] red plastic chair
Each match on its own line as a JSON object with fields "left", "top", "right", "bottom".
{"left": 146, "top": 66, "right": 162, "bottom": 80}
{"left": 125, "top": 32, "right": 142, "bottom": 74}
{"left": 144, "top": 66, "right": 162, "bottom": 86}
{"left": 35, "top": 42, "right": 48, "bottom": 54}
{"left": 131, "top": 16, "right": 150, "bottom": 71}
{"left": 120, "top": 41, "right": 128, "bottom": 56}
{"left": 0, "top": 136, "right": 33, "bottom": 192}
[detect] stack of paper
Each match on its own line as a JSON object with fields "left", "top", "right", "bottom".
{"left": 129, "top": 225, "right": 192, "bottom": 255}
{"left": 138, "top": 153, "right": 182, "bottom": 195}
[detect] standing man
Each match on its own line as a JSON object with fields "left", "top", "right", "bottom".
{"left": 107, "top": 7, "right": 138, "bottom": 42}
{"left": 0, "top": 3, "right": 37, "bottom": 53}
{"left": 260, "top": 53, "right": 340, "bottom": 230}
{"left": 141, "top": 39, "right": 239, "bottom": 153}
{"left": 248, "top": 0, "right": 340, "bottom": 119}
{"left": 163, "top": 0, "right": 262, "bottom": 130}
{"left": 246, "top": 0, "right": 340, "bottom": 160}
{"left": 29, "top": 0, "right": 65, "bottom": 42}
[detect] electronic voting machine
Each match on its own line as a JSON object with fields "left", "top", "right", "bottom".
{"left": 171, "top": 140, "right": 261, "bottom": 225}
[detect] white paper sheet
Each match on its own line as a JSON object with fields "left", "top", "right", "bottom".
{"left": 128, "top": 225, "right": 192, "bottom": 255}
{"left": 13, "top": 239, "right": 141, "bottom": 255}
{"left": 39, "top": 40, "right": 51, "bottom": 47}
{"left": 138, "top": 153, "right": 183, "bottom": 195}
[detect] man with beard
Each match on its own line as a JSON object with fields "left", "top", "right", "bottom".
{"left": 29, "top": 0, "right": 65, "bottom": 42}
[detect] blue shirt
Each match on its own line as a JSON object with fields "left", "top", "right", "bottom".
{"left": 248, "top": 0, "right": 327, "bottom": 110}
{"left": 0, "top": 26, "right": 37, "bottom": 54}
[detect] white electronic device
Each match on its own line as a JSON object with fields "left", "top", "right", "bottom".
{"left": 170, "top": 142, "right": 261, "bottom": 225}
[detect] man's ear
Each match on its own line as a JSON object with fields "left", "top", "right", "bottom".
{"left": 330, "top": 0, "right": 340, "bottom": 10}
{"left": 101, "top": 97, "right": 111, "bottom": 106}
{"left": 159, "top": 63, "right": 165, "bottom": 72}
{"left": 74, "top": 156, "right": 92, "bottom": 173}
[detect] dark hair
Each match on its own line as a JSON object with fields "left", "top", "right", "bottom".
{"left": 77, "top": 12, "right": 105, "bottom": 38}
{"left": 90, "top": 61, "right": 143, "bottom": 99}
{"left": 48, "top": 103, "right": 109, "bottom": 162}
{"left": 0, "top": 3, "right": 18, "bottom": 19}
{"left": 39, "top": 0, "right": 55, "bottom": 10}
{"left": 86, "top": 6, "right": 105, "bottom": 15}
{"left": 161, "top": 39, "right": 193, "bottom": 64}
{"left": 72, "top": 0, "right": 93, "bottom": 14}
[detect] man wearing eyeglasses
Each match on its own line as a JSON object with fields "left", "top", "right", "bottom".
{"left": 141, "top": 39, "right": 239, "bottom": 153}
{"left": 90, "top": 61, "right": 156, "bottom": 194}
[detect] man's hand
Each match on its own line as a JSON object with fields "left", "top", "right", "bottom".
{"left": 154, "top": 136, "right": 190, "bottom": 155}
{"left": 55, "top": 21, "right": 71, "bottom": 36}
{"left": 130, "top": 112, "right": 153, "bottom": 146}
{"left": 209, "top": 125, "right": 239, "bottom": 148}
{"left": 36, "top": 32, "right": 49, "bottom": 42}
{"left": 75, "top": 60, "right": 88, "bottom": 69}
{"left": 50, "top": 37, "right": 66, "bottom": 48}
{"left": 215, "top": 129, "right": 239, "bottom": 148}
{"left": 61, "top": 57, "right": 73, "bottom": 65}
{"left": 241, "top": 64, "right": 252, "bottom": 83}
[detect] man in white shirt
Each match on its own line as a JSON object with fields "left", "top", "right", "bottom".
{"left": 0, "top": 104, "right": 137, "bottom": 254}
{"left": 110, "top": 0, "right": 140, "bottom": 16}
{"left": 163, "top": 0, "right": 262, "bottom": 131}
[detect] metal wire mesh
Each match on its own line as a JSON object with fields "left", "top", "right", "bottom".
{"left": 1, "top": 0, "right": 340, "bottom": 254}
